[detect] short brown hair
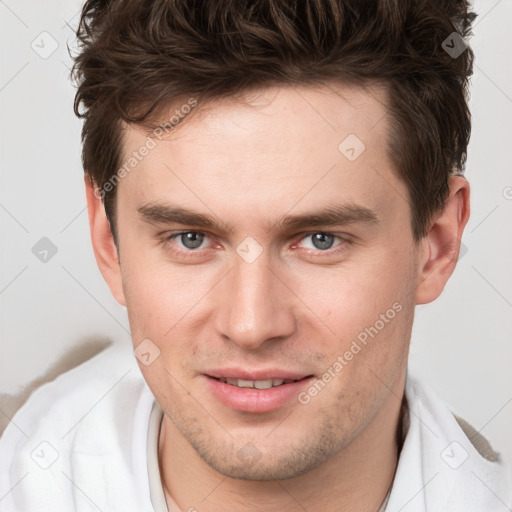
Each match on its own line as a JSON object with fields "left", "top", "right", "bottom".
{"left": 72, "top": 0, "right": 475, "bottom": 242}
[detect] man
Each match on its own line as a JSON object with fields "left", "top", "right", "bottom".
{"left": 0, "top": 0, "right": 510, "bottom": 511}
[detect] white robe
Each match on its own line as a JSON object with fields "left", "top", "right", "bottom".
{"left": 0, "top": 342, "right": 510, "bottom": 511}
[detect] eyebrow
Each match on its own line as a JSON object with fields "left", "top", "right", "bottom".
{"left": 137, "top": 202, "right": 379, "bottom": 233}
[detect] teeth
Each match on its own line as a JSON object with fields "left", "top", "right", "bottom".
{"left": 218, "top": 378, "right": 293, "bottom": 389}
{"left": 237, "top": 379, "right": 255, "bottom": 388}
{"left": 254, "top": 379, "right": 273, "bottom": 389}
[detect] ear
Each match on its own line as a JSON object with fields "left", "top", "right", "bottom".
{"left": 84, "top": 174, "right": 126, "bottom": 306}
{"left": 415, "top": 175, "right": 470, "bottom": 305}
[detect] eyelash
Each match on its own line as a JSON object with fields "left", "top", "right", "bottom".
{"left": 160, "top": 230, "right": 350, "bottom": 258}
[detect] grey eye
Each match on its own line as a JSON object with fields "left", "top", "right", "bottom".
{"left": 310, "top": 233, "right": 335, "bottom": 250}
{"left": 178, "top": 232, "right": 205, "bottom": 249}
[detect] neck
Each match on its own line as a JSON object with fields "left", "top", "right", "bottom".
{"left": 159, "top": 379, "right": 405, "bottom": 512}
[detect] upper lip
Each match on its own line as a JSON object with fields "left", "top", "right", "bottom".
{"left": 205, "top": 368, "right": 312, "bottom": 381}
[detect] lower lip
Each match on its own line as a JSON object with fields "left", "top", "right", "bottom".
{"left": 204, "top": 376, "right": 314, "bottom": 413}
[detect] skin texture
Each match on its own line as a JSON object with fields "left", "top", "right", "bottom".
{"left": 85, "top": 83, "right": 470, "bottom": 512}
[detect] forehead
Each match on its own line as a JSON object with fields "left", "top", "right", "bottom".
{"left": 117, "top": 83, "right": 405, "bottom": 229}
{"left": 122, "top": 81, "right": 389, "bottom": 150}
{"left": 127, "top": 82, "right": 389, "bottom": 153}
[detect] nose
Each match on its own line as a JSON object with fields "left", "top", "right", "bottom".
{"left": 214, "top": 256, "right": 297, "bottom": 350}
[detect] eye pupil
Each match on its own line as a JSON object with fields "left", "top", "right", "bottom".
{"left": 181, "top": 232, "right": 204, "bottom": 249}
{"left": 311, "top": 233, "right": 334, "bottom": 250}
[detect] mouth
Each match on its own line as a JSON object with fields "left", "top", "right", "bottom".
{"left": 203, "top": 370, "right": 314, "bottom": 413}
{"left": 212, "top": 377, "right": 305, "bottom": 389}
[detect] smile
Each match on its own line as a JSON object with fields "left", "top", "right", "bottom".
{"left": 204, "top": 372, "right": 314, "bottom": 413}
{"left": 214, "top": 378, "right": 299, "bottom": 389}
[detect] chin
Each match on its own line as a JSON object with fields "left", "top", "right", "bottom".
{"left": 191, "top": 435, "right": 342, "bottom": 482}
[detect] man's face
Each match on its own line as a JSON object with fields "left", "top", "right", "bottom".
{"left": 114, "top": 84, "right": 421, "bottom": 479}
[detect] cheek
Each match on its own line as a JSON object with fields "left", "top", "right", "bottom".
{"left": 294, "top": 248, "right": 417, "bottom": 386}
{"left": 121, "top": 255, "right": 180, "bottom": 341}
{"left": 120, "top": 250, "right": 220, "bottom": 354}
{"left": 300, "top": 248, "right": 414, "bottom": 327}
{"left": 120, "top": 242, "right": 175, "bottom": 308}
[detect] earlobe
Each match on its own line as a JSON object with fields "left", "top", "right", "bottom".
{"left": 84, "top": 174, "right": 126, "bottom": 306}
{"left": 415, "top": 175, "right": 470, "bottom": 305}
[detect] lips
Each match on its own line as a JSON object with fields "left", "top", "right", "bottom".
{"left": 203, "top": 369, "right": 314, "bottom": 413}
{"left": 205, "top": 368, "right": 310, "bottom": 381}
{"left": 215, "top": 378, "right": 297, "bottom": 389}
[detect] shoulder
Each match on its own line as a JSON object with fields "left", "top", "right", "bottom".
{"left": 391, "top": 373, "right": 512, "bottom": 511}
{"left": 1, "top": 341, "right": 143, "bottom": 437}
{"left": 0, "top": 341, "right": 155, "bottom": 512}
{"left": 404, "top": 374, "right": 504, "bottom": 464}
{"left": 0, "top": 338, "right": 112, "bottom": 437}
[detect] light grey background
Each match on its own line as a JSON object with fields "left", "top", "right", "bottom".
{"left": 1, "top": 0, "right": 511, "bottom": 463}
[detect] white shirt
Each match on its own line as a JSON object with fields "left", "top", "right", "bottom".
{"left": 0, "top": 342, "right": 510, "bottom": 511}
